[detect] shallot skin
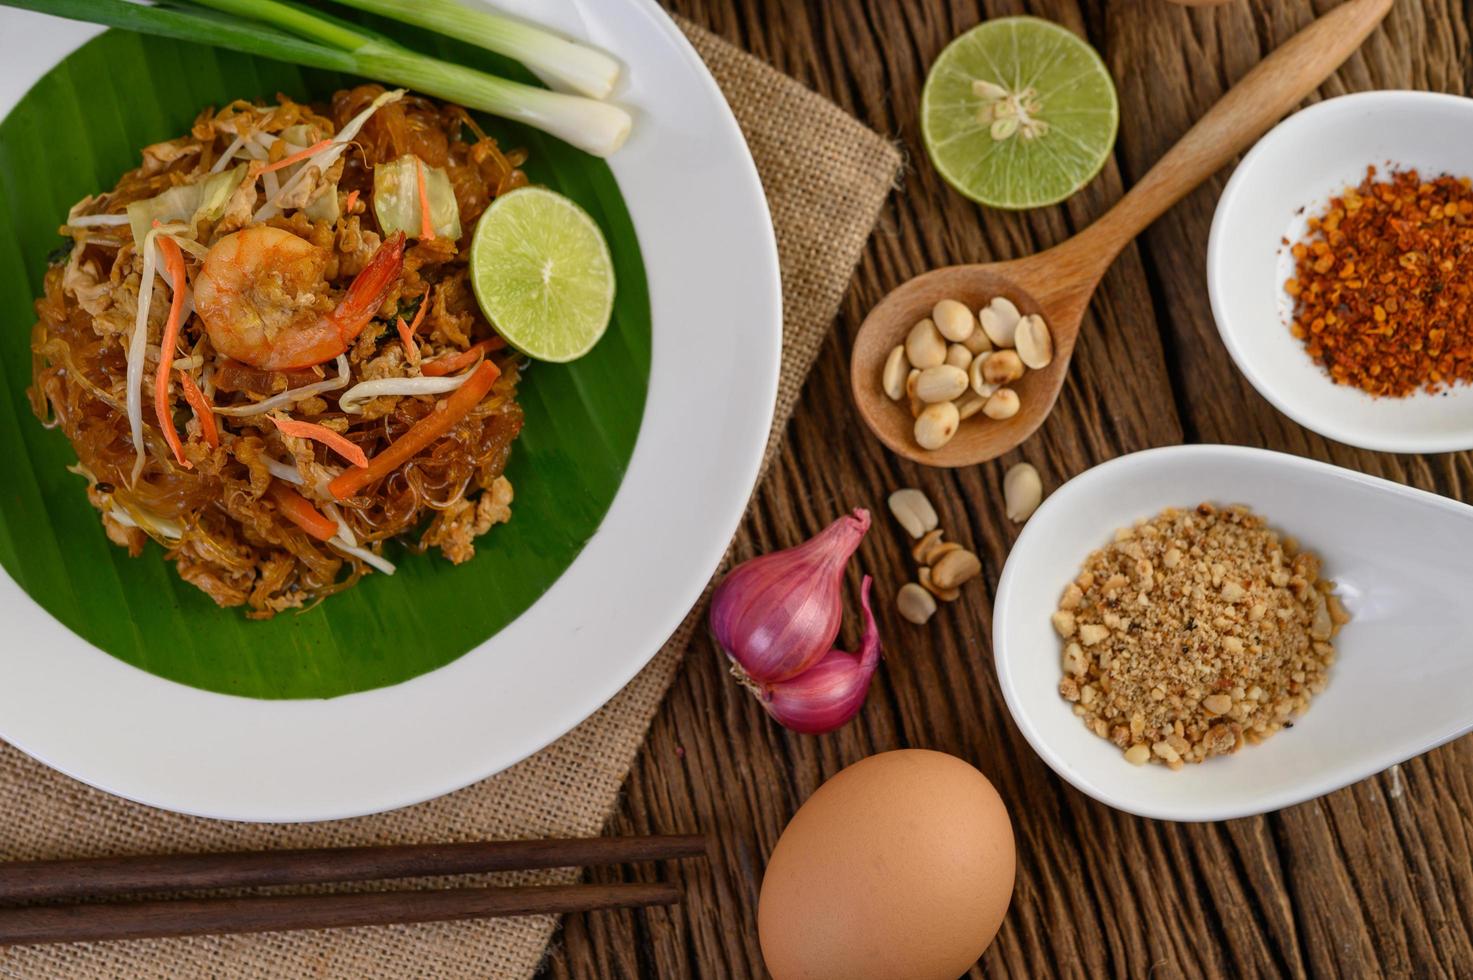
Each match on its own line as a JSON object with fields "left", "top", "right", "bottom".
{"left": 758, "top": 576, "right": 881, "bottom": 734}
{"left": 709, "top": 509, "right": 872, "bottom": 685}
{"left": 711, "top": 510, "right": 885, "bottom": 734}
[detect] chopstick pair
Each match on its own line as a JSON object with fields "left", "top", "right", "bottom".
{"left": 0, "top": 834, "right": 708, "bottom": 946}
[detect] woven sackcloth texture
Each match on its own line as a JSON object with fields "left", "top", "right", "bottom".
{"left": 0, "top": 16, "right": 900, "bottom": 980}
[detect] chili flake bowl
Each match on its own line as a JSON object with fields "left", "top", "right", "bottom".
{"left": 1208, "top": 90, "right": 1473, "bottom": 453}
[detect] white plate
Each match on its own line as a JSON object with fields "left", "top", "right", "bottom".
{"left": 1208, "top": 91, "right": 1473, "bottom": 454}
{"left": 994, "top": 445, "right": 1473, "bottom": 821}
{"left": 0, "top": 0, "right": 781, "bottom": 821}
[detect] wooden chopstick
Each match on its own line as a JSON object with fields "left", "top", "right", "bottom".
{"left": 0, "top": 882, "right": 680, "bottom": 946}
{"left": 0, "top": 835, "right": 708, "bottom": 903}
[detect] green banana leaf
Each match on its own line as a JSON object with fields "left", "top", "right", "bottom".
{"left": 0, "top": 27, "right": 650, "bottom": 699}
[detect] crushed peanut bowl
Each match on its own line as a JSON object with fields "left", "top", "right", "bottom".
{"left": 992, "top": 445, "right": 1473, "bottom": 822}
{"left": 1208, "top": 91, "right": 1473, "bottom": 453}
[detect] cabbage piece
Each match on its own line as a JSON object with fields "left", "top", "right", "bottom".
{"left": 254, "top": 89, "right": 404, "bottom": 224}
{"left": 279, "top": 124, "right": 322, "bottom": 147}
{"left": 254, "top": 126, "right": 340, "bottom": 224}
{"left": 279, "top": 125, "right": 340, "bottom": 222}
{"left": 126, "top": 163, "right": 247, "bottom": 248}
{"left": 373, "top": 154, "right": 461, "bottom": 239}
{"left": 303, "top": 179, "right": 341, "bottom": 224}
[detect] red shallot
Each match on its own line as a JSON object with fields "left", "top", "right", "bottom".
{"left": 754, "top": 577, "right": 881, "bottom": 734}
{"left": 710, "top": 510, "right": 884, "bottom": 734}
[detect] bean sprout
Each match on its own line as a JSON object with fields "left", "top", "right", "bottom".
{"left": 125, "top": 231, "right": 162, "bottom": 483}
{"left": 337, "top": 364, "right": 482, "bottom": 414}
{"left": 67, "top": 214, "right": 131, "bottom": 227}
{"left": 209, "top": 133, "right": 248, "bottom": 174}
{"left": 329, "top": 537, "right": 396, "bottom": 575}
{"left": 264, "top": 456, "right": 305, "bottom": 485}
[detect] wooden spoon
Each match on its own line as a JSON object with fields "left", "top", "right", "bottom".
{"left": 851, "top": 0, "right": 1392, "bottom": 467}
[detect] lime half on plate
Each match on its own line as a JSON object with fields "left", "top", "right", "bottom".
{"left": 921, "top": 17, "right": 1118, "bottom": 210}
{"left": 469, "top": 186, "right": 616, "bottom": 362}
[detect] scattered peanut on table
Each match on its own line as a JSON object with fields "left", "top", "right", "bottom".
{"left": 896, "top": 583, "right": 937, "bottom": 624}
{"left": 887, "top": 488, "right": 939, "bottom": 538}
{"left": 881, "top": 296, "right": 1052, "bottom": 452}
{"left": 1003, "top": 462, "right": 1043, "bottom": 523}
{"left": 886, "top": 486, "right": 983, "bottom": 624}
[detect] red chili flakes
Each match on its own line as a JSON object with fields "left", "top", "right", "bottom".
{"left": 1287, "top": 166, "right": 1473, "bottom": 397}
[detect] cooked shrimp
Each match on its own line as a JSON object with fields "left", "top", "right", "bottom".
{"left": 194, "top": 226, "right": 405, "bottom": 371}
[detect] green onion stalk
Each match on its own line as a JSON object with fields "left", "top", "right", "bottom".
{"left": 321, "top": 0, "right": 621, "bottom": 100}
{"left": 1, "top": 0, "right": 631, "bottom": 157}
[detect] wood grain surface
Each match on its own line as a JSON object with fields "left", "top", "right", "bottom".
{"left": 540, "top": 1, "right": 1473, "bottom": 977}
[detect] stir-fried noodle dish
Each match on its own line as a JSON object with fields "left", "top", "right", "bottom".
{"left": 29, "top": 86, "right": 529, "bottom": 617}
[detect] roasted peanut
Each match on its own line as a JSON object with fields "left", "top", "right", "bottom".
{"left": 983, "top": 388, "right": 1020, "bottom": 420}
{"left": 1014, "top": 314, "right": 1053, "bottom": 369}
{"left": 932, "top": 298, "right": 976, "bottom": 343}
{"left": 969, "top": 356, "right": 998, "bottom": 399}
{"left": 911, "top": 528, "right": 944, "bottom": 564}
{"left": 915, "top": 365, "right": 969, "bottom": 404}
{"left": 887, "top": 488, "right": 938, "bottom": 538}
{"left": 955, "top": 391, "right": 986, "bottom": 420}
{"left": 979, "top": 296, "right": 1021, "bottom": 347}
{"left": 881, "top": 345, "right": 908, "bottom": 401}
{"left": 897, "top": 582, "right": 938, "bottom": 624}
{"left": 905, "top": 317, "right": 946, "bottom": 369}
{"left": 961, "top": 326, "right": 994, "bottom": 356}
{"left": 982, "top": 349, "right": 1024, "bottom": 386}
{"left": 914, "top": 400, "right": 960, "bottom": 450}
{"left": 931, "top": 548, "right": 982, "bottom": 589}
{"left": 1003, "top": 462, "right": 1043, "bottom": 523}
{"left": 918, "top": 565, "right": 961, "bottom": 602}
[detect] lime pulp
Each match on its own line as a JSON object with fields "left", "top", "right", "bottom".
{"left": 468, "top": 186, "right": 616, "bottom": 363}
{"left": 921, "top": 17, "right": 1119, "bottom": 210}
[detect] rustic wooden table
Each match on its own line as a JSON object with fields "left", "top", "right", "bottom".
{"left": 542, "top": 1, "right": 1473, "bottom": 977}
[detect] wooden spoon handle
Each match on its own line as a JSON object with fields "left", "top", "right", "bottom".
{"left": 1072, "top": 0, "right": 1391, "bottom": 264}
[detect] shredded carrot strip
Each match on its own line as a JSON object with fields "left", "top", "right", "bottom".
{"left": 396, "top": 288, "right": 433, "bottom": 362}
{"left": 344, "top": 189, "right": 360, "bottom": 213}
{"left": 408, "top": 287, "right": 431, "bottom": 334}
{"left": 329, "top": 360, "right": 501, "bottom": 500}
{"left": 255, "top": 139, "right": 332, "bottom": 176}
{"left": 176, "top": 370, "right": 219, "bottom": 448}
{"left": 415, "top": 157, "right": 436, "bottom": 240}
{"left": 153, "top": 235, "right": 191, "bottom": 469}
{"left": 270, "top": 415, "right": 369, "bottom": 469}
{"left": 266, "top": 481, "right": 337, "bottom": 542}
{"left": 397, "top": 317, "right": 418, "bottom": 363}
{"left": 421, "top": 337, "right": 505, "bottom": 377}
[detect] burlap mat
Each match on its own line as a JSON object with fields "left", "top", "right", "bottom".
{"left": 0, "top": 17, "right": 901, "bottom": 980}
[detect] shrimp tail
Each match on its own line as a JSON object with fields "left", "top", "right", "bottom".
{"left": 332, "top": 231, "right": 406, "bottom": 347}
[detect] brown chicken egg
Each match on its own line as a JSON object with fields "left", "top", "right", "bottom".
{"left": 757, "top": 750, "right": 1015, "bottom": 980}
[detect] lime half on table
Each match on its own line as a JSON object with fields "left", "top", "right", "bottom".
{"left": 921, "top": 17, "right": 1118, "bottom": 210}
{"left": 469, "top": 186, "right": 616, "bottom": 362}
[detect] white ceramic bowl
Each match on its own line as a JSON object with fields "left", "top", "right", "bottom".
{"left": 1208, "top": 91, "right": 1473, "bottom": 453}
{"left": 0, "top": 0, "right": 781, "bottom": 821}
{"left": 993, "top": 445, "right": 1473, "bottom": 822}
